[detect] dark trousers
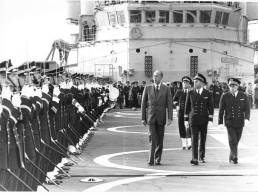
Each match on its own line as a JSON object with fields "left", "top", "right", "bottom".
{"left": 148, "top": 121, "right": 165, "bottom": 163}
{"left": 255, "top": 99, "right": 258, "bottom": 108}
{"left": 226, "top": 126, "right": 243, "bottom": 160}
{"left": 125, "top": 94, "right": 129, "bottom": 107}
{"left": 190, "top": 124, "right": 207, "bottom": 160}
{"left": 178, "top": 116, "right": 191, "bottom": 138}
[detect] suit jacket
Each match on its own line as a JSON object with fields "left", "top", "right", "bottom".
{"left": 184, "top": 88, "right": 214, "bottom": 125}
{"left": 218, "top": 91, "right": 250, "bottom": 127}
{"left": 141, "top": 83, "right": 173, "bottom": 125}
{"left": 173, "top": 89, "right": 188, "bottom": 118}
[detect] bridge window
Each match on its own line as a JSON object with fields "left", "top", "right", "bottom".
{"left": 222, "top": 12, "right": 229, "bottom": 25}
{"left": 146, "top": 11, "right": 156, "bottom": 23}
{"left": 117, "top": 11, "right": 125, "bottom": 24}
{"left": 130, "top": 10, "right": 141, "bottom": 23}
{"left": 108, "top": 12, "right": 117, "bottom": 26}
{"left": 215, "top": 11, "right": 223, "bottom": 24}
{"left": 200, "top": 10, "right": 212, "bottom": 23}
{"left": 186, "top": 10, "right": 197, "bottom": 23}
{"left": 159, "top": 10, "right": 169, "bottom": 23}
{"left": 173, "top": 10, "right": 183, "bottom": 23}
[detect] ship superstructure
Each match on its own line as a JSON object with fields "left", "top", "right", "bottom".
{"left": 67, "top": 1, "right": 255, "bottom": 84}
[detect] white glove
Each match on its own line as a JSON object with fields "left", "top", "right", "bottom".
{"left": 1, "top": 85, "right": 12, "bottom": 101}
{"left": 245, "top": 119, "right": 250, "bottom": 126}
{"left": 184, "top": 121, "right": 189, "bottom": 128}
{"left": 53, "top": 86, "right": 60, "bottom": 97}
{"left": 60, "top": 82, "right": 65, "bottom": 89}
{"left": 42, "top": 84, "right": 49, "bottom": 94}
{"left": 176, "top": 106, "right": 179, "bottom": 111}
{"left": 12, "top": 93, "right": 21, "bottom": 107}
{"left": 218, "top": 124, "right": 224, "bottom": 129}
{"left": 35, "top": 88, "right": 42, "bottom": 98}
{"left": 0, "top": 104, "right": 3, "bottom": 114}
{"left": 21, "top": 85, "right": 30, "bottom": 98}
{"left": 78, "top": 106, "right": 84, "bottom": 113}
{"left": 208, "top": 121, "right": 213, "bottom": 129}
{"left": 27, "top": 85, "right": 34, "bottom": 98}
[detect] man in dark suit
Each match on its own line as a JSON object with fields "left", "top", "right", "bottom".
{"left": 218, "top": 78, "right": 250, "bottom": 164}
{"left": 141, "top": 70, "right": 173, "bottom": 166}
{"left": 173, "top": 76, "right": 192, "bottom": 150}
{"left": 184, "top": 73, "right": 214, "bottom": 165}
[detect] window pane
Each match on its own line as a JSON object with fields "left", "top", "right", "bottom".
{"left": 173, "top": 10, "right": 183, "bottom": 23}
{"left": 200, "top": 10, "right": 211, "bottom": 23}
{"left": 215, "top": 11, "right": 222, "bottom": 24}
{"left": 117, "top": 11, "right": 125, "bottom": 24}
{"left": 159, "top": 10, "right": 169, "bottom": 23}
{"left": 108, "top": 12, "right": 117, "bottom": 25}
{"left": 130, "top": 10, "right": 141, "bottom": 23}
{"left": 222, "top": 12, "right": 229, "bottom": 25}
{"left": 186, "top": 10, "right": 197, "bottom": 23}
{"left": 146, "top": 11, "right": 156, "bottom": 23}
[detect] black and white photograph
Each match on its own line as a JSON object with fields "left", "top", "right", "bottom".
{"left": 0, "top": 0, "right": 258, "bottom": 192}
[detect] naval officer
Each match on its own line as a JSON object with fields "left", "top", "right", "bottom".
{"left": 184, "top": 73, "right": 214, "bottom": 165}
{"left": 218, "top": 78, "right": 250, "bottom": 164}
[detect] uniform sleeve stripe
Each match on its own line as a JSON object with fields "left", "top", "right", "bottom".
{"left": 42, "top": 98, "right": 49, "bottom": 105}
{"left": 20, "top": 105, "right": 32, "bottom": 112}
{"left": 1, "top": 105, "right": 11, "bottom": 116}
{"left": 10, "top": 115, "right": 17, "bottom": 124}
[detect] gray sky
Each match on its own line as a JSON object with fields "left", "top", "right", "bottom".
{"left": 0, "top": 0, "right": 72, "bottom": 66}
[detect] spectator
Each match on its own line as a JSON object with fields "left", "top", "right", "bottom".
{"left": 246, "top": 82, "right": 253, "bottom": 109}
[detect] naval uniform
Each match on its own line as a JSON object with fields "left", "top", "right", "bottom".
{"left": 173, "top": 89, "right": 191, "bottom": 139}
{"left": 184, "top": 88, "right": 214, "bottom": 161}
{"left": 218, "top": 91, "right": 250, "bottom": 161}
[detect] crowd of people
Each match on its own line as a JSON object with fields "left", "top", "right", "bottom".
{"left": 111, "top": 77, "right": 258, "bottom": 110}
{"left": 0, "top": 60, "right": 111, "bottom": 191}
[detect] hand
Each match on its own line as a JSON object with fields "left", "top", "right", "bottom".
{"left": 167, "top": 119, "right": 172, "bottom": 126}
{"left": 245, "top": 119, "right": 250, "bottom": 126}
{"left": 218, "top": 124, "right": 224, "bottom": 129}
{"left": 27, "top": 85, "right": 34, "bottom": 98}
{"left": 78, "top": 106, "right": 85, "bottom": 113}
{"left": 12, "top": 93, "right": 21, "bottom": 107}
{"left": 176, "top": 106, "right": 179, "bottom": 111}
{"left": 35, "top": 88, "right": 42, "bottom": 98}
{"left": 42, "top": 83, "right": 49, "bottom": 94}
{"left": 1, "top": 85, "right": 12, "bottom": 101}
{"left": 21, "top": 85, "right": 29, "bottom": 98}
{"left": 208, "top": 121, "right": 213, "bottom": 129}
{"left": 184, "top": 121, "right": 189, "bottom": 128}
{"left": 142, "top": 120, "right": 147, "bottom": 126}
{"left": 0, "top": 105, "right": 3, "bottom": 114}
{"left": 53, "top": 86, "right": 60, "bottom": 97}
{"left": 60, "top": 82, "right": 65, "bottom": 89}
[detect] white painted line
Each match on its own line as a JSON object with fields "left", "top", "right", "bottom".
{"left": 83, "top": 175, "right": 164, "bottom": 192}
{"left": 210, "top": 134, "right": 248, "bottom": 148}
{"left": 94, "top": 149, "right": 183, "bottom": 173}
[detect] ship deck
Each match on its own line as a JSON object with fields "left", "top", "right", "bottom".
{"left": 42, "top": 108, "right": 258, "bottom": 192}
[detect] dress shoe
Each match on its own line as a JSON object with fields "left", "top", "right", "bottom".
{"left": 199, "top": 158, "right": 205, "bottom": 163}
{"left": 148, "top": 162, "right": 154, "bottom": 166}
{"left": 55, "top": 174, "right": 65, "bottom": 180}
{"left": 155, "top": 162, "right": 161, "bottom": 165}
{"left": 64, "top": 162, "right": 74, "bottom": 166}
{"left": 45, "top": 179, "right": 62, "bottom": 185}
{"left": 61, "top": 166, "right": 70, "bottom": 170}
{"left": 190, "top": 159, "right": 198, "bottom": 165}
{"left": 182, "top": 146, "right": 186, "bottom": 150}
{"left": 233, "top": 157, "right": 238, "bottom": 164}
{"left": 187, "top": 146, "right": 192, "bottom": 150}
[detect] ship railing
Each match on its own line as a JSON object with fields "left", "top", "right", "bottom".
{"left": 97, "top": 1, "right": 240, "bottom": 9}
